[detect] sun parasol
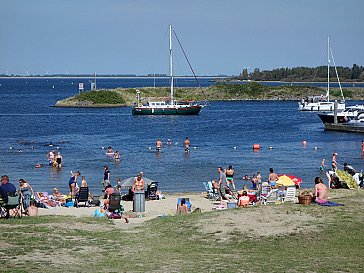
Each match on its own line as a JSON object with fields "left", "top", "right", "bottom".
{"left": 120, "top": 176, "right": 155, "bottom": 189}
{"left": 276, "top": 175, "right": 296, "bottom": 187}
{"left": 278, "top": 174, "right": 302, "bottom": 186}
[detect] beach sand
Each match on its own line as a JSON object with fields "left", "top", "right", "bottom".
{"left": 38, "top": 192, "right": 213, "bottom": 226}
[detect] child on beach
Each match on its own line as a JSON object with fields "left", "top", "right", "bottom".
{"left": 320, "top": 158, "right": 326, "bottom": 173}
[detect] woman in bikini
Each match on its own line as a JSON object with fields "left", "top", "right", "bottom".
{"left": 69, "top": 171, "right": 80, "bottom": 200}
{"left": 225, "top": 165, "right": 236, "bottom": 190}
{"left": 313, "top": 177, "right": 328, "bottom": 204}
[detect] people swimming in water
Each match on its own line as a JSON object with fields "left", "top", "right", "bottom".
{"left": 156, "top": 139, "right": 162, "bottom": 153}
{"left": 55, "top": 152, "right": 63, "bottom": 169}
{"left": 183, "top": 137, "right": 190, "bottom": 154}
{"left": 114, "top": 150, "right": 120, "bottom": 161}
{"left": 107, "top": 146, "right": 113, "bottom": 153}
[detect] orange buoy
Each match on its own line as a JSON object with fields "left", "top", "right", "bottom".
{"left": 253, "top": 144, "right": 260, "bottom": 150}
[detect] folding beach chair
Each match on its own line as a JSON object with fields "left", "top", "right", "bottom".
{"left": 5, "top": 192, "right": 22, "bottom": 218}
{"left": 260, "top": 185, "right": 278, "bottom": 205}
{"left": 177, "top": 198, "right": 191, "bottom": 212}
{"left": 108, "top": 193, "right": 123, "bottom": 213}
{"left": 283, "top": 186, "right": 296, "bottom": 203}
{"left": 203, "top": 181, "right": 219, "bottom": 200}
{"left": 74, "top": 187, "right": 90, "bottom": 207}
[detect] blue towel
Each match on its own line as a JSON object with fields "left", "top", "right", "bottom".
{"left": 318, "top": 201, "right": 344, "bottom": 207}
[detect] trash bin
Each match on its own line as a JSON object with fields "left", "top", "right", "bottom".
{"left": 133, "top": 190, "right": 145, "bottom": 212}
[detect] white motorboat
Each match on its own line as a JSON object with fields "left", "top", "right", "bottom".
{"left": 317, "top": 105, "right": 364, "bottom": 123}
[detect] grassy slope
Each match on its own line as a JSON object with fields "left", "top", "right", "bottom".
{"left": 55, "top": 83, "right": 364, "bottom": 107}
{"left": 0, "top": 189, "right": 363, "bottom": 272}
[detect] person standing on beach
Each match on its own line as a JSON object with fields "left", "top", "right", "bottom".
{"left": 18, "top": 178, "right": 34, "bottom": 214}
{"left": 320, "top": 159, "right": 326, "bottom": 173}
{"left": 218, "top": 167, "right": 227, "bottom": 200}
{"left": 225, "top": 165, "right": 236, "bottom": 190}
{"left": 132, "top": 173, "right": 145, "bottom": 201}
{"left": 268, "top": 168, "right": 279, "bottom": 188}
{"left": 332, "top": 153, "right": 338, "bottom": 171}
{"left": 183, "top": 137, "right": 190, "bottom": 153}
{"left": 69, "top": 171, "right": 80, "bottom": 200}
{"left": 156, "top": 139, "right": 163, "bottom": 153}
{"left": 102, "top": 165, "right": 110, "bottom": 191}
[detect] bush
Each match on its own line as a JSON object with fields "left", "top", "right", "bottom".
{"left": 76, "top": 90, "right": 125, "bottom": 104}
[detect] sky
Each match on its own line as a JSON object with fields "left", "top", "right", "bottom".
{"left": 0, "top": 0, "right": 363, "bottom": 76}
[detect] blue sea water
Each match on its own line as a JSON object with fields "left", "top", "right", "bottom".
{"left": 0, "top": 77, "right": 363, "bottom": 194}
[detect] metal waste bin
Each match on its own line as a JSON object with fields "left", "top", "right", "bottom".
{"left": 133, "top": 190, "right": 145, "bottom": 212}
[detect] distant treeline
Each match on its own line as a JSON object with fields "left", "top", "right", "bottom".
{"left": 238, "top": 64, "right": 364, "bottom": 82}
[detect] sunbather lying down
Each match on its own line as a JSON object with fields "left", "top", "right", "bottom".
{"left": 35, "top": 192, "right": 63, "bottom": 208}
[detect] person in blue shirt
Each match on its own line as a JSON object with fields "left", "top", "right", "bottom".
{"left": 0, "top": 175, "right": 17, "bottom": 218}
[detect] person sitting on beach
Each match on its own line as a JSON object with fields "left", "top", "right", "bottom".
{"left": 211, "top": 179, "right": 219, "bottom": 191}
{"left": 27, "top": 200, "right": 38, "bottom": 216}
{"left": 268, "top": 168, "right": 279, "bottom": 188}
{"left": 104, "top": 184, "right": 115, "bottom": 200}
{"left": 238, "top": 191, "right": 250, "bottom": 207}
{"left": 177, "top": 198, "right": 189, "bottom": 214}
{"left": 225, "top": 165, "right": 236, "bottom": 190}
{"left": 313, "top": 177, "right": 328, "bottom": 204}
{"left": 52, "top": 188, "right": 66, "bottom": 204}
{"left": 343, "top": 163, "right": 356, "bottom": 176}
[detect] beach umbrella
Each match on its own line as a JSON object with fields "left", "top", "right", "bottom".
{"left": 278, "top": 174, "right": 302, "bottom": 186}
{"left": 276, "top": 175, "right": 296, "bottom": 187}
{"left": 120, "top": 176, "right": 155, "bottom": 189}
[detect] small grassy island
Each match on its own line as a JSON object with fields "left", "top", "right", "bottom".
{"left": 54, "top": 82, "right": 364, "bottom": 107}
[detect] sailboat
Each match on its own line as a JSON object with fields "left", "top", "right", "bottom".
{"left": 298, "top": 37, "right": 345, "bottom": 111}
{"left": 132, "top": 25, "right": 205, "bottom": 115}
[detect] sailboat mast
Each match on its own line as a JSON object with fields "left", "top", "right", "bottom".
{"left": 327, "top": 37, "right": 330, "bottom": 101}
{"left": 169, "top": 24, "right": 174, "bottom": 105}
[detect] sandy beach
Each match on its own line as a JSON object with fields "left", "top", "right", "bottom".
{"left": 37, "top": 192, "right": 214, "bottom": 226}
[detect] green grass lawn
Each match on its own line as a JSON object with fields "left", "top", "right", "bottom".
{"left": 1, "top": 190, "right": 363, "bottom": 272}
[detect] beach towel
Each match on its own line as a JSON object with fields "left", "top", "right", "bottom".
{"left": 318, "top": 201, "right": 344, "bottom": 207}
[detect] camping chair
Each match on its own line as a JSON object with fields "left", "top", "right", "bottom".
{"left": 5, "top": 192, "right": 22, "bottom": 218}
{"left": 108, "top": 193, "right": 123, "bottom": 213}
{"left": 74, "top": 187, "right": 90, "bottom": 207}
{"left": 283, "top": 186, "right": 296, "bottom": 203}
{"left": 260, "top": 185, "right": 278, "bottom": 205}
{"left": 204, "top": 181, "right": 219, "bottom": 200}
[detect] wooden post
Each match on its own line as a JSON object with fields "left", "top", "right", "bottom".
{"left": 334, "top": 100, "right": 338, "bottom": 124}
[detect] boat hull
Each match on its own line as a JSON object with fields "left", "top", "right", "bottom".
{"left": 317, "top": 113, "right": 347, "bottom": 124}
{"left": 132, "top": 105, "right": 202, "bottom": 115}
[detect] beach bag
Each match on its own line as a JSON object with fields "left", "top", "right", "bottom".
{"left": 65, "top": 200, "right": 74, "bottom": 208}
{"left": 109, "top": 212, "right": 121, "bottom": 219}
{"left": 93, "top": 209, "right": 105, "bottom": 218}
